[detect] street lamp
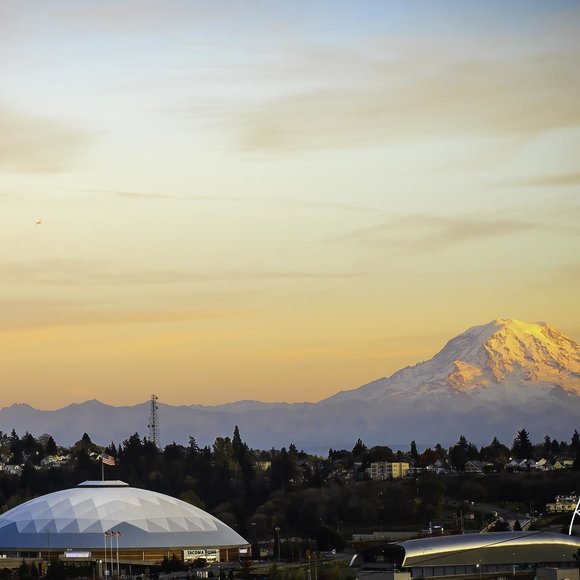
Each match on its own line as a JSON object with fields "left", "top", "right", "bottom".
{"left": 275, "top": 527, "right": 280, "bottom": 562}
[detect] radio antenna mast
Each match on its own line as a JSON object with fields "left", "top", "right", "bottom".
{"left": 147, "top": 394, "right": 159, "bottom": 447}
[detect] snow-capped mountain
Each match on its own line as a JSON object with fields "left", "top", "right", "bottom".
{"left": 324, "top": 319, "right": 580, "bottom": 404}
{"left": 0, "top": 319, "right": 578, "bottom": 452}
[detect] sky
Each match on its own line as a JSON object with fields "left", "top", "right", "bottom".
{"left": 0, "top": 0, "right": 579, "bottom": 410}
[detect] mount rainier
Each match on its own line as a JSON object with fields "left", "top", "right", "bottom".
{"left": 1, "top": 319, "right": 578, "bottom": 453}
{"left": 325, "top": 319, "right": 580, "bottom": 404}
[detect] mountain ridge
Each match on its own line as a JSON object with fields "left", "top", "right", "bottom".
{"left": 1, "top": 318, "right": 578, "bottom": 453}
{"left": 324, "top": 318, "right": 580, "bottom": 404}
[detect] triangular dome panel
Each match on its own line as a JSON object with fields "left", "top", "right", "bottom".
{"left": 0, "top": 481, "right": 248, "bottom": 550}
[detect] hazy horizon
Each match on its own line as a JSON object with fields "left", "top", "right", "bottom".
{"left": 1, "top": 1, "right": 579, "bottom": 410}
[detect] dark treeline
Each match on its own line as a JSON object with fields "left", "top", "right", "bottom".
{"left": 1, "top": 427, "right": 580, "bottom": 547}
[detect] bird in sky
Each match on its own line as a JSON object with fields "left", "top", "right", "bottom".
{"left": 36, "top": 220, "right": 42, "bottom": 225}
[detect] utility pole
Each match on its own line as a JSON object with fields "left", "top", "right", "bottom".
{"left": 147, "top": 394, "right": 159, "bottom": 447}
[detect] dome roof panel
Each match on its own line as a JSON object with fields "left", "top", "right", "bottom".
{"left": 128, "top": 518, "right": 153, "bottom": 532}
{"left": 58, "top": 520, "right": 81, "bottom": 534}
{"left": 78, "top": 519, "right": 107, "bottom": 534}
{"left": 18, "top": 520, "right": 38, "bottom": 534}
{"left": 71, "top": 502, "right": 100, "bottom": 521}
{"left": 146, "top": 520, "right": 172, "bottom": 533}
{"left": 0, "top": 481, "right": 248, "bottom": 550}
{"left": 165, "top": 517, "right": 189, "bottom": 532}
{"left": 48, "top": 500, "right": 77, "bottom": 519}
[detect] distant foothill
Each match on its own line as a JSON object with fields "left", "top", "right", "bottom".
{"left": 0, "top": 319, "right": 578, "bottom": 452}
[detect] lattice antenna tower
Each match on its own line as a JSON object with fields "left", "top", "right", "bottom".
{"left": 147, "top": 394, "right": 160, "bottom": 447}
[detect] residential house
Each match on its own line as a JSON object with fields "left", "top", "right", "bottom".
{"left": 464, "top": 461, "right": 493, "bottom": 473}
{"left": 4, "top": 465, "right": 23, "bottom": 476}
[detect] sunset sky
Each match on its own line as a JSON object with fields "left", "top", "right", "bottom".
{"left": 1, "top": 1, "right": 579, "bottom": 410}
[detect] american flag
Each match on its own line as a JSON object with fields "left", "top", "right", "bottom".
{"left": 100, "top": 453, "right": 116, "bottom": 466}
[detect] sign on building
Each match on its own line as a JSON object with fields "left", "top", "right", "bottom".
{"left": 64, "top": 551, "right": 91, "bottom": 559}
{"left": 183, "top": 549, "right": 220, "bottom": 563}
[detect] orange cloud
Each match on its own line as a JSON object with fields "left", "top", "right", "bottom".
{"left": 0, "top": 297, "right": 244, "bottom": 333}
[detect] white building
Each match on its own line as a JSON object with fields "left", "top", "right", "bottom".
{"left": 0, "top": 480, "right": 248, "bottom": 576}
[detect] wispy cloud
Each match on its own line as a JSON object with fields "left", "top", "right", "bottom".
{"left": 0, "top": 104, "right": 92, "bottom": 173}
{"left": 0, "top": 297, "right": 243, "bottom": 332}
{"left": 82, "top": 188, "right": 385, "bottom": 215}
{"left": 0, "top": 259, "right": 365, "bottom": 287}
{"left": 239, "top": 50, "right": 580, "bottom": 153}
{"left": 499, "top": 172, "right": 580, "bottom": 188}
{"left": 90, "top": 269, "right": 365, "bottom": 285}
{"left": 334, "top": 214, "right": 534, "bottom": 253}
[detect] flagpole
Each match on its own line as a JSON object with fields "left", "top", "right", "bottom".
{"left": 99, "top": 453, "right": 116, "bottom": 480}
{"left": 104, "top": 532, "right": 107, "bottom": 578}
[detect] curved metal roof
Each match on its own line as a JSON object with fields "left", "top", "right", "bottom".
{"left": 0, "top": 481, "right": 247, "bottom": 550}
{"left": 352, "top": 532, "right": 580, "bottom": 569}
{"left": 400, "top": 532, "right": 580, "bottom": 566}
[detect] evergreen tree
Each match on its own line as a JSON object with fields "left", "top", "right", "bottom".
{"left": 512, "top": 429, "right": 534, "bottom": 460}
{"left": 80, "top": 433, "right": 92, "bottom": 450}
{"left": 410, "top": 440, "right": 419, "bottom": 464}
{"left": 543, "top": 435, "right": 553, "bottom": 459}
{"left": 45, "top": 436, "right": 58, "bottom": 456}
{"left": 449, "top": 435, "right": 479, "bottom": 470}
{"left": 571, "top": 430, "right": 580, "bottom": 456}
{"left": 9, "top": 429, "right": 19, "bottom": 447}
{"left": 104, "top": 441, "right": 118, "bottom": 459}
{"left": 9, "top": 429, "right": 22, "bottom": 464}
{"left": 352, "top": 439, "right": 367, "bottom": 462}
{"left": 270, "top": 447, "right": 296, "bottom": 491}
{"left": 480, "top": 437, "right": 510, "bottom": 465}
{"left": 434, "top": 443, "right": 448, "bottom": 462}
{"left": 232, "top": 426, "right": 248, "bottom": 465}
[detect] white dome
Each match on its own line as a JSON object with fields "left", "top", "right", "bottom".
{"left": 0, "top": 481, "right": 247, "bottom": 550}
